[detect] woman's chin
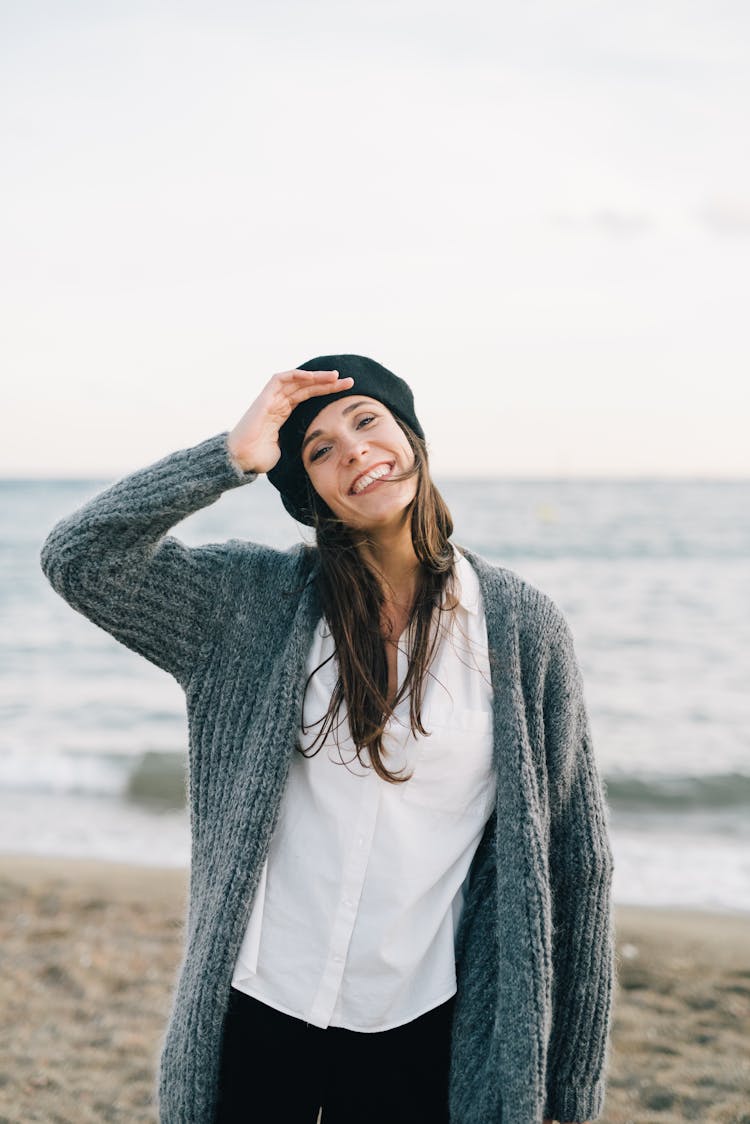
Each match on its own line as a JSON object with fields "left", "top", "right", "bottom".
{"left": 339, "top": 499, "right": 413, "bottom": 533}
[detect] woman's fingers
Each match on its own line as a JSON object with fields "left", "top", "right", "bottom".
{"left": 280, "top": 369, "right": 355, "bottom": 409}
{"left": 264, "top": 369, "right": 355, "bottom": 427}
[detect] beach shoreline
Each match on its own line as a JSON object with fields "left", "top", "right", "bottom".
{"left": 2, "top": 853, "right": 749, "bottom": 1123}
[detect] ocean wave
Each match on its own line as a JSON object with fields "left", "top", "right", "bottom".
{"left": 3, "top": 748, "right": 750, "bottom": 820}
{"left": 605, "top": 771, "right": 750, "bottom": 811}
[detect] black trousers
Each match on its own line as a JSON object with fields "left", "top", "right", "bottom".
{"left": 214, "top": 986, "right": 456, "bottom": 1123}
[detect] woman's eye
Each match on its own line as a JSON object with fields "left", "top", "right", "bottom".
{"left": 309, "top": 416, "right": 376, "bottom": 462}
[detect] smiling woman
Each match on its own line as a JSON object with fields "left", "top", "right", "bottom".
{"left": 264, "top": 357, "right": 459, "bottom": 775}
{"left": 39, "top": 353, "right": 615, "bottom": 1124}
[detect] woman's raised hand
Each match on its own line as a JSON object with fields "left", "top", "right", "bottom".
{"left": 226, "top": 368, "right": 354, "bottom": 474}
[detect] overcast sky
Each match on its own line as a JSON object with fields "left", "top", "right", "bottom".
{"left": 2, "top": 1, "right": 748, "bottom": 477}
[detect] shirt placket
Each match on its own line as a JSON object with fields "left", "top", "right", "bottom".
{"left": 307, "top": 772, "right": 381, "bottom": 1025}
{"left": 308, "top": 644, "right": 411, "bottom": 1026}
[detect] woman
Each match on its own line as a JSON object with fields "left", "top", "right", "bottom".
{"left": 40, "top": 355, "right": 616, "bottom": 1124}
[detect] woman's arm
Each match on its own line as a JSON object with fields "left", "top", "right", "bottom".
{"left": 39, "top": 430, "right": 258, "bottom": 688}
{"left": 541, "top": 610, "right": 616, "bottom": 1124}
{"left": 39, "top": 369, "right": 353, "bottom": 689}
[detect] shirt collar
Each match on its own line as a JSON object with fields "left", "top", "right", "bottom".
{"left": 450, "top": 543, "right": 482, "bottom": 617}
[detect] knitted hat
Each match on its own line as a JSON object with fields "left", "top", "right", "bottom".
{"left": 266, "top": 354, "right": 425, "bottom": 526}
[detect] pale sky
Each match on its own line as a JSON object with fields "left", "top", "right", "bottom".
{"left": 2, "top": 1, "right": 749, "bottom": 477}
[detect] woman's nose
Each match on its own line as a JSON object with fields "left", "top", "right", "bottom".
{"left": 342, "top": 435, "right": 369, "bottom": 462}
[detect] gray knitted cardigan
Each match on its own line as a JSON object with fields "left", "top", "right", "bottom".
{"left": 39, "top": 431, "right": 616, "bottom": 1124}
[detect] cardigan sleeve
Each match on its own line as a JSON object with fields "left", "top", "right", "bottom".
{"left": 541, "top": 610, "right": 616, "bottom": 1124}
{"left": 39, "top": 431, "right": 258, "bottom": 690}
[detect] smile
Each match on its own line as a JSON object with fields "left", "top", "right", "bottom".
{"left": 349, "top": 462, "right": 395, "bottom": 495}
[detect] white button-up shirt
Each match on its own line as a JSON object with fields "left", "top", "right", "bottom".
{"left": 231, "top": 545, "right": 496, "bottom": 1031}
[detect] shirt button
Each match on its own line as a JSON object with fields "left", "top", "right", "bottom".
{"left": 333, "top": 953, "right": 344, "bottom": 963}
{"left": 357, "top": 837, "right": 365, "bottom": 847}
{"left": 343, "top": 898, "right": 353, "bottom": 908}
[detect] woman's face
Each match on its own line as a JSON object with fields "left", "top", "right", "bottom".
{"left": 301, "top": 396, "right": 418, "bottom": 530}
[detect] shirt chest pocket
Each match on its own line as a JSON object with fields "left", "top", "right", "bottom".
{"left": 398, "top": 707, "right": 495, "bottom": 818}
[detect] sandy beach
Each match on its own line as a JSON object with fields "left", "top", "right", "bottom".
{"left": 1, "top": 854, "right": 748, "bottom": 1124}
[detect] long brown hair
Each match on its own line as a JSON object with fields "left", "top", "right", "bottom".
{"left": 296, "top": 417, "right": 460, "bottom": 785}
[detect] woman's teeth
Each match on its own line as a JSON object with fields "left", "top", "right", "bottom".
{"left": 351, "top": 464, "right": 392, "bottom": 494}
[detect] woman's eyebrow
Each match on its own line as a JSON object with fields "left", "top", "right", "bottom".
{"left": 301, "top": 400, "right": 372, "bottom": 455}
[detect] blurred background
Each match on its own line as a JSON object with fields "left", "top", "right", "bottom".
{"left": 2, "top": 1, "right": 749, "bottom": 916}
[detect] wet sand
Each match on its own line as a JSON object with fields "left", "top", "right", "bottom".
{"left": 1, "top": 854, "right": 748, "bottom": 1123}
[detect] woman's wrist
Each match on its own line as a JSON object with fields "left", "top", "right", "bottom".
{"left": 225, "top": 436, "right": 256, "bottom": 474}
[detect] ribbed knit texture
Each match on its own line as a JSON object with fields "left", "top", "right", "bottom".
{"left": 39, "top": 431, "right": 616, "bottom": 1124}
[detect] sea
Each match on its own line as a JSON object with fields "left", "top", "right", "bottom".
{"left": 2, "top": 470, "right": 749, "bottom": 914}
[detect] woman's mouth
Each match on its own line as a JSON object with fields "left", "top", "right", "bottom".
{"left": 349, "top": 462, "right": 395, "bottom": 496}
